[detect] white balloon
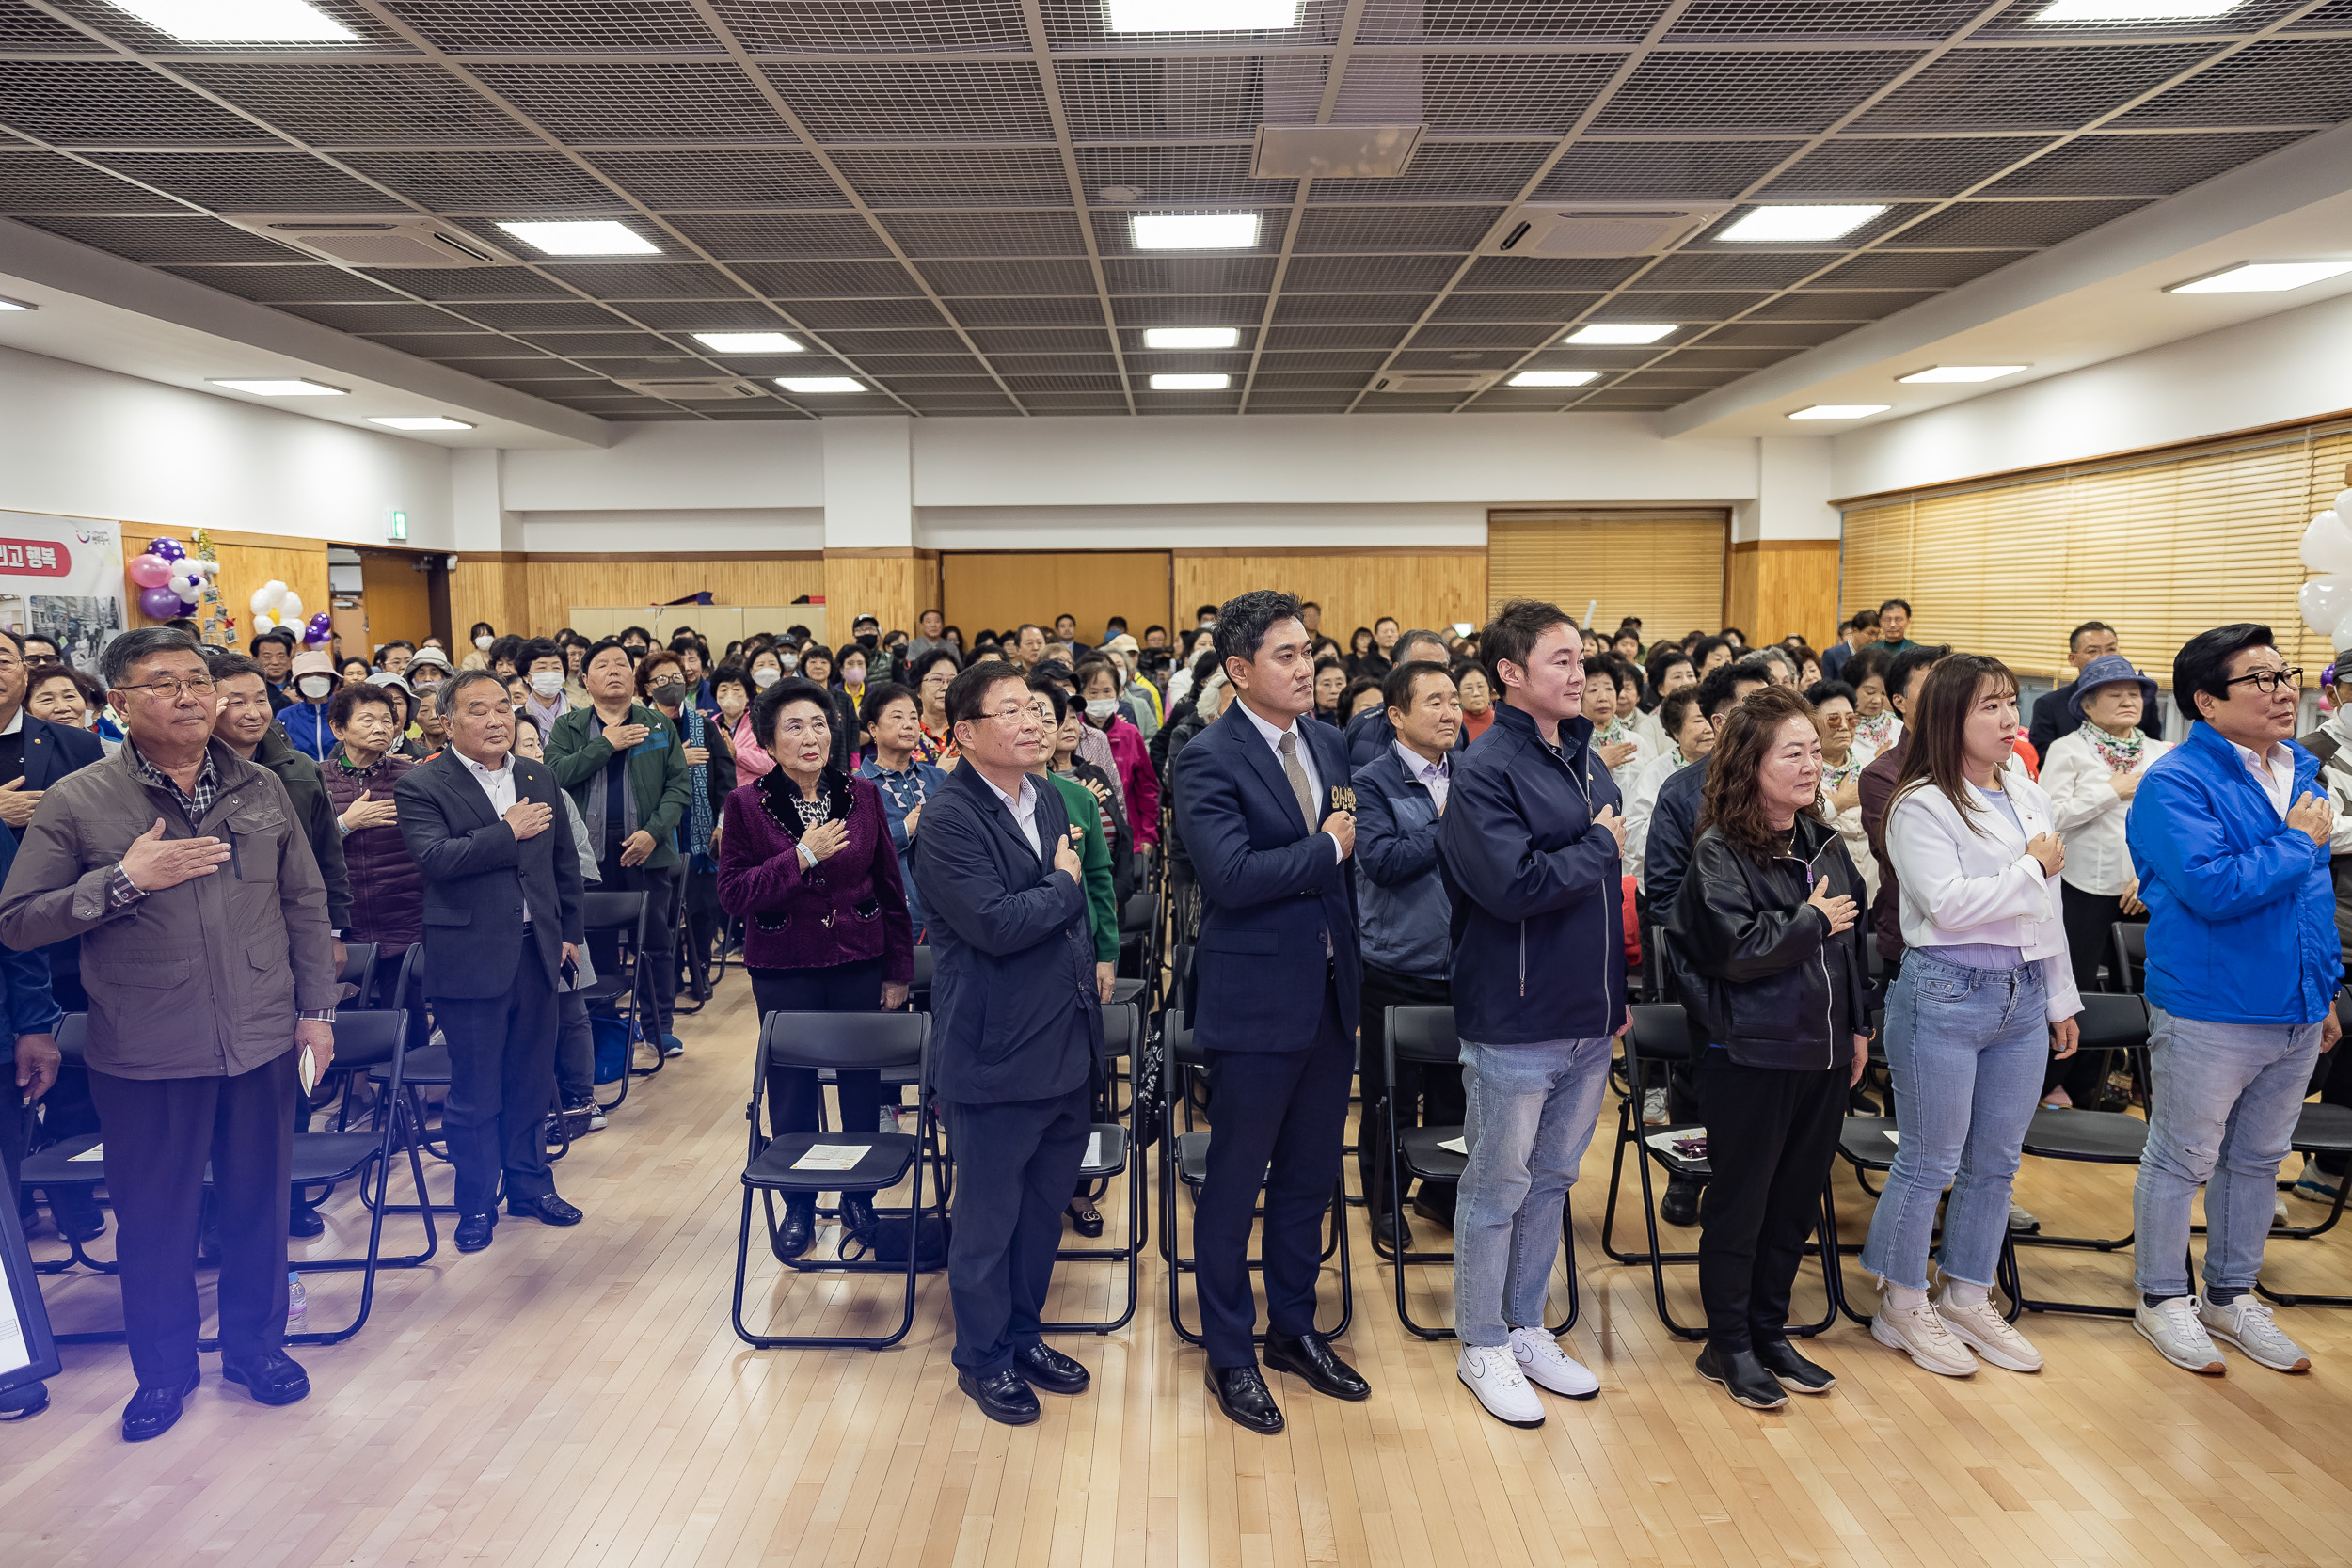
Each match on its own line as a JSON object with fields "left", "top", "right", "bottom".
{"left": 252, "top": 611, "right": 276, "bottom": 634}
{"left": 250, "top": 585, "right": 277, "bottom": 615}
{"left": 278, "top": 591, "right": 303, "bottom": 624}
{"left": 2337, "top": 488, "right": 2352, "bottom": 519}
{"left": 2300, "top": 576, "right": 2352, "bottom": 635}
{"left": 2303, "top": 512, "right": 2352, "bottom": 575}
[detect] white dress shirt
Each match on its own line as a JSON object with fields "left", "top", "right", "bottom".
{"left": 2040, "top": 726, "right": 2172, "bottom": 897}
{"left": 1625, "top": 747, "right": 1685, "bottom": 883}
{"left": 980, "top": 768, "right": 1043, "bottom": 859}
{"left": 462, "top": 748, "right": 530, "bottom": 924}
{"left": 1391, "top": 738, "right": 1450, "bottom": 813}
{"left": 1235, "top": 698, "right": 1343, "bottom": 863}
{"left": 2232, "top": 737, "right": 2295, "bottom": 820}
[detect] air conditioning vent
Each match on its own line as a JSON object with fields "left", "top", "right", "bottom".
{"left": 1369, "top": 371, "right": 1496, "bottom": 394}
{"left": 222, "top": 214, "right": 510, "bottom": 268}
{"left": 614, "top": 377, "right": 770, "bottom": 401}
{"left": 1482, "top": 202, "right": 1732, "bottom": 259}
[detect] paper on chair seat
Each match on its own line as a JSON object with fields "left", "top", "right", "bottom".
{"left": 1086, "top": 1132, "right": 1103, "bottom": 1168}
{"left": 792, "top": 1144, "right": 871, "bottom": 1171}
{"left": 1436, "top": 1136, "right": 1467, "bottom": 1154}
{"left": 69, "top": 1144, "right": 103, "bottom": 1162}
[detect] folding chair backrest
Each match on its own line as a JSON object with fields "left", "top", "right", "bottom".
{"left": 327, "top": 1007, "right": 409, "bottom": 1076}
{"left": 337, "top": 941, "right": 379, "bottom": 1004}
{"left": 1102, "top": 1001, "right": 1138, "bottom": 1059}
{"left": 2110, "top": 922, "right": 2147, "bottom": 994}
{"left": 1161, "top": 1006, "right": 1198, "bottom": 1066}
{"left": 1625, "top": 1003, "right": 1694, "bottom": 1070}
{"left": 2074, "top": 990, "right": 2150, "bottom": 1055}
{"left": 394, "top": 943, "right": 425, "bottom": 1011}
{"left": 908, "top": 944, "right": 935, "bottom": 1006}
{"left": 1120, "top": 893, "right": 1155, "bottom": 935}
{"left": 758, "top": 1008, "right": 926, "bottom": 1074}
{"left": 55, "top": 1011, "right": 85, "bottom": 1062}
{"left": 1645, "top": 924, "right": 1677, "bottom": 1005}
{"left": 1388, "top": 1006, "right": 1460, "bottom": 1068}
{"left": 584, "top": 891, "right": 648, "bottom": 940}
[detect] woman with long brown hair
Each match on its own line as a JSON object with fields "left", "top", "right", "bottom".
{"left": 1672, "top": 685, "right": 1873, "bottom": 1410}
{"left": 1862, "top": 653, "right": 2082, "bottom": 1381}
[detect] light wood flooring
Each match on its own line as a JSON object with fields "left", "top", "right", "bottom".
{"left": 6, "top": 969, "right": 2352, "bottom": 1568}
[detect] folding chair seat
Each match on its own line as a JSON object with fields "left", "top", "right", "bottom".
{"left": 19, "top": 1016, "right": 109, "bottom": 1275}
{"left": 2258, "top": 1105, "right": 2352, "bottom": 1307}
{"left": 2004, "top": 991, "right": 2150, "bottom": 1319}
{"left": 1043, "top": 1002, "right": 1144, "bottom": 1334}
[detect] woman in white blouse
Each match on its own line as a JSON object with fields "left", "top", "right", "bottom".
{"left": 1805, "top": 676, "right": 1880, "bottom": 901}
{"left": 1862, "top": 655, "right": 2083, "bottom": 1382}
{"left": 2036, "top": 655, "right": 2169, "bottom": 1107}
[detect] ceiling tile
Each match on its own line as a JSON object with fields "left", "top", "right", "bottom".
{"left": 1535, "top": 139, "right": 1802, "bottom": 201}
{"left": 175, "top": 63, "right": 530, "bottom": 146}
{"left": 469, "top": 63, "right": 796, "bottom": 144}
{"left": 1595, "top": 50, "right": 1924, "bottom": 135}
{"left": 584, "top": 150, "right": 845, "bottom": 211}
{"left": 1856, "top": 44, "right": 2225, "bottom": 132}
{"left": 765, "top": 60, "right": 1054, "bottom": 142}
{"left": 1981, "top": 130, "right": 2319, "bottom": 197}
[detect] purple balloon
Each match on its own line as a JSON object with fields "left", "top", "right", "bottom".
{"left": 304, "top": 623, "right": 332, "bottom": 645}
{"left": 310, "top": 612, "right": 332, "bottom": 630}
{"left": 149, "top": 537, "right": 185, "bottom": 562}
{"left": 138, "top": 585, "right": 185, "bottom": 618}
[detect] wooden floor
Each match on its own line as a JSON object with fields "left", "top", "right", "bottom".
{"left": 8, "top": 969, "right": 2352, "bottom": 1568}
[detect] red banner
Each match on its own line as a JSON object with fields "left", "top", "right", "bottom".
{"left": 0, "top": 538, "right": 70, "bottom": 577}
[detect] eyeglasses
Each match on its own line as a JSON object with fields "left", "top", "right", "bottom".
{"left": 2224, "top": 667, "right": 2303, "bottom": 696}
{"left": 976, "top": 702, "right": 1038, "bottom": 725}
{"left": 118, "top": 677, "right": 215, "bottom": 700}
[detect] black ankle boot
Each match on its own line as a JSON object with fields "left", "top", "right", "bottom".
{"left": 774, "top": 1196, "right": 816, "bottom": 1260}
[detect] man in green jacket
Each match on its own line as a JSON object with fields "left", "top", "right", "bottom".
{"left": 546, "top": 639, "right": 691, "bottom": 1056}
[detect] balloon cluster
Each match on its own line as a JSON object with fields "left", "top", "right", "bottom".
{"left": 128, "top": 536, "right": 216, "bottom": 621}
{"left": 247, "top": 580, "right": 330, "bottom": 644}
{"left": 2297, "top": 485, "right": 2352, "bottom": 644}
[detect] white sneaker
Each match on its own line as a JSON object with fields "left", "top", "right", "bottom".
{"left": 2135, "top": 1295, "right": 2225, "bottom": 1374}
{"left": 1934, "top": 1288, "right": 2043, "bottom": 1373}
{"left": 1642, "top": 1088, "right": 1668, "bottom": 1126}
{"left": 2199, "top": 1295, "right": 2310, "bottom": 1372}
{"left": 1870, "top": 1293, "right": 1978, "bottom": 1377}
{"left": 1457, "top": 1343, "right": 1545, "bottom": 1428}
{"left": 1510, "top": 1327, "right": 1599, "bottom": 1400}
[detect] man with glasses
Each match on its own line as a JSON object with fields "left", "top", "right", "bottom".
{"left": 2128, "top": 626, "right": 2340, "bottom": 1377}
{"left": 0, "top": 626, "right": 338, "bottom": 1442}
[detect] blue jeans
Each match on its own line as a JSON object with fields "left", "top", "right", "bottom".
{"left": 1453, "top": 1036, "right": 1613, "bottom": 1348}
{"left": 2134, "top": 1006, "right": 2323, "bottom": 1299}
{"left": 1859, "top": 951, "right": 2049, "bottom": 1291}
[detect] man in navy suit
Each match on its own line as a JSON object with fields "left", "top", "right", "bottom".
{"left": 395, "top": 670, "right": 585, "bottom": 1255}
{"left": 1173, "top": 590, "right": 1369, "bottom": 1434}
{"left": 915, "top": 662, "right": 1102, "bottom": 1427}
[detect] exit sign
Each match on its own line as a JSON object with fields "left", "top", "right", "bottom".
{"left": 387, "top": 508, "right": 408, "bottom": 542}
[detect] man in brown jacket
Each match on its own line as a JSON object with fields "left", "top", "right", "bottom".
{"left": 0, "top": 627, "right": 338, "bottom": 1443}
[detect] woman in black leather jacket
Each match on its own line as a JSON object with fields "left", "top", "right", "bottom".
{"left": 1670, "top": 684, "right": 1875, "bottom": 1411}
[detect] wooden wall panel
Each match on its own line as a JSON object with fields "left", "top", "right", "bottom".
{"left": 942, "top": 550, "right": 1171, "bottom": 641}
{"left": 125, "top": 526, "right": 329, "bottom": 643}
{"left": 1172, "top": 550, "right": 1487, "bottom": 644}
{"left": 823, "top": 550, "right": 929, "bottom": 641}
{"left": 356, "top": 547, "right": 433, "bottom": 651}
{"left": 448, "top": 557, "right": 528, "bottom": 644}
{"left": 1725, "top": 540, "right": 1840, "bottom": 654}
{"left": 529, "top": 556, "right": 824, "bottom": 638}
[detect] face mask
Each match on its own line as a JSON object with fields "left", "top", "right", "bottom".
{"left": 297, "top": 675, "right": 333, "bottom": 701}
{"left": 651, "top": 680, "right": 687, "bottom": 706}
{"left": 473, "top": 634, "right": 494, "bottom": 651}
{"left": 843, "top": 667, "right": 866, "bottom": 687}
{"left": 529, "top": 671, "right": 564, "bottom": 697}
{"left": 778, "top": 655, "right": 799, "bottom": 673}
{"left": 1086, "top": 698, "right": 1119, "bottom": 721}
{"left": 856, "top": 633, "right": 878, "bottom": 651}
{"left": 718, "top": 691, "right": 746, "bottom": 713}
{"left": 753, "top": 667, "right": 781, "bottom": 689}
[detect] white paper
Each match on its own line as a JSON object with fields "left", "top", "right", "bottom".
{"left": 1085, "top": 1132, "right": 1104, "bottom": 1169}
{"left": 1436, "top": 1136, "right": 1468, "bottom": 1155}
{"left": 1645, "top": 1128, "right": 1708, "bottom": 1158}
{"left": 1885, "top": 1130, "right": 1900, "bottom": 1144}
{"left": 0, "top": 1278, "right": 27, "bottom": 1377}
{"left": 68, "top": 1143, "right": 103, "bottom": 1163}
{"left": 790, "top": 1143, "right": 871, "bottom": 1172}
{"left": 298, "top": 1044, "right": 318, "bottom": 1097}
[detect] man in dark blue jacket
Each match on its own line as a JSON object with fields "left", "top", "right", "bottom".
{"left": 1343, "top": 628, "right": 1452, "bottom": 767}
{"left": 914, "top": 662, "right": 1102, "bottom": 1428}
{"left": 1174, "top": 590, "right": 1367, "bottom": 1435}
{"left": 0, "top": 820, "right": 60, "bottom": 1419}
{"left": 1436, "top": 599, "right": 1626, "bottom": 1428}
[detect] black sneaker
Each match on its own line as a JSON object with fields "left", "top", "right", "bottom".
{"left": 1752, "top": 1337, "right": 1836, "bottom": 1394}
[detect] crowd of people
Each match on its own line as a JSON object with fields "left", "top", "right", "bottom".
{"left": 0, "top": 584, "right": 2342, "bottom": 1441}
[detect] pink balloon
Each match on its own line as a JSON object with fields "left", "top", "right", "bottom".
{"left": 138, "top": 585, "right": 185, "bottom": 619}
{"left": 129, "top": 553, "right": 174, "bottom": 588}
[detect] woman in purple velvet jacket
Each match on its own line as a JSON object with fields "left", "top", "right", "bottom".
{"left": 716, "top": 676, "right": 914, "bottom": 1258}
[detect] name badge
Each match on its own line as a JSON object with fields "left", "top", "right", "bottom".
{"left": 1329, "top": 785, "right": 1357, "bottom": 813}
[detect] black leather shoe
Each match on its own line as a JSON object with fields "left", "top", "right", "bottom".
{"left": 774, "top": 1197, "right": 816, "bottom": 1260}
{"left": 1373, "top": 1209, "right": 1414, "bottom": 1251}
{"left": 1205, "top": 1363, "right": 1284, "bottom": 1434}
{"left": 1263, "top": 1331, "right": 1371, "bottom": 1402}
{"left": 1753, "top": 1337, "right": 1836, "bottom": 1394}
{"left": 506, "top": 1192, "right": 583, "bottom": 1226}
{"left": 221, "top": 1349, "right": 310, "bottom": 1407}
{"left": 0, "top": 1380, "right": 50, "bottom": 1420}
{"left": 1412, "top": 1190, "right": 1455, "bottom": 1228}
{"left": 1695, "top": 1341, "right": 1788, "bottom": 1411}
{"left": 453, "top": 1212, "right": 496, "bottom": 1253}
{"left": 1661, "top": 1174, "right": 1704, "bottom": 1227}
{"left": 52, "top": 1200, "right": 105, "bottom": 1243}
{"left": 1065, "top": 1198, "right": 1104, "bottom": 1238}
{"left": 1012, "top": 1341, "right": 1090, "bottom": 1395}
{"left": 288, "top": 1206, "right": 325, "bottom": 1239}
{"left": 121, "top": 1367, "right": 200, "bottom": 1442}
{"left": 837, "top": 1190, "right": 878, "bottom": 1243}
{"left": 958, "top": 1368, "right": 1041, "bottom": 1426}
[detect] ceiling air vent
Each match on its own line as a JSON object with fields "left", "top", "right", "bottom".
{"left": 1481, "top": 202, "right": 1732, "bottom": 259}
{"left": 1368, "top": 371, "right": 1497, "bottom": 394}
{"left": 614, "top": 377, "right": 770, "bottom": 401}
{"left": 222, "top": 214, "right": 509, "bottom": 268}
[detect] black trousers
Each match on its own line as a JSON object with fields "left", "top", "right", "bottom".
{"left": 87, "top": 1051, "right": 295, "bottom": 1387}
{"left": 1356, "top": 964, "right": 1462, "bottom": 1216}
{"left": 943, "top": 1085, "right": 1090, "bottom": 1377}
{"left": 1196, "top": 977, "right": 1354, "bottom": 1368}
{"left": 2318, "top": 996, "right": 2352, "bottom": 1176}
{"left": 597, "top": 856, "right": 682, "bottom": 1044}
{"left": 434, "top": 952, "right": 561, "bottom": 1217}
{"left": 2050, "top": 882, "right": 2127, "bottom": 1105}
{"left": 750, "top": 960, "right": 889, "bottom": 1183}
{"left": 1693, "top": 1049, "right": 1845, "bottom": 1351}
{"left": 681, "top": 866, "right": 723, "bottom": 994}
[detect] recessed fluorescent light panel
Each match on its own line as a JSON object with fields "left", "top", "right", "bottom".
{"left": 1899, "top": 365, "right": 2027, "bottom": 384}
{"left": 2168, "top": 261, "right": 2352, "bottom": 293}
{"left": 694, "top": 331, "right": 803, "bottom": 353}
{"left": 496, "top": 220, "right": 659, "bottom": 257}
{"left": 2033, "top": 0, "right": 2244, "bottom": 19}
{"left": 1564, "top": 323, "right": 1676, "bottom": 345}
{"left": 369, "top": 416, "right": 474, "bottom": 431}
{"left": 1143, "top": 327, "right": 1241, "bottom": 349}
{"left": 1150, "top": 373, "right": 1232, "bottom": 390}
{"left": 1105, "top": 0, "right": 1301, "bottom": 30}
{"left": 0, "top": 296, "right": 32, "bottom": 311}
{"left": 108, "top": 0, "right": 356, "bottom": 40}
{"left": 210, "top": 378, "right": 345, "bottom": 396}
{"left": 1720, "top": 204, "right": 1887, "bottom": 243}
{"left": 1507, "top": 370, "right": 1600, "bottom": 388}
{"left": 776, "top": 377, "right": 863, "bottom": 393}
{"left": 1788, "top": 404, "right": 1890, "bottom": 420}
{"left": 1131, "top": 214, "right": 1259, "bottom": 250}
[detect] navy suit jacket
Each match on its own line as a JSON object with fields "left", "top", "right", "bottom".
{"left": 1174, "top": 702, "right": 1359, "bottom": 1053}
{"left": 17, "top": 713, "right": 103, "bottom": 796}
{"left": 914, "top": 761, "right": 1101, "bottom": 1104}
{"left": 394, "top": 749, "right": 584, "bottom": 1001}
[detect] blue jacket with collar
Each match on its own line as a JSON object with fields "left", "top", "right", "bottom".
{"left": 1351, "top": 742, "right": 1452, "bottom": 979}
{"left": 279, "top": 699, "right": 335, "bottom": 764}
{"left": 0, "top": 826, "right": 58, "bottom": 1064}
{"left": 1437, "top": 701, "right": 1627, "bottom": 1045}
{"left": 1173, "top": 701, "right": 1360, "bottom": 1053}
{"left": 2128, "top": 720, "right": 2342, "bottom": 1026}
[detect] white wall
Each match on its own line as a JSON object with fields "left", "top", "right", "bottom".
{"left": 500, "top": 421, "right": 823, "bottom": 513}
{"left": 516, "top": 509, "right": 824, "bottom": 553}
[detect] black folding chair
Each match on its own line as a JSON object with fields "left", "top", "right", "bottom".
{"left": 20, "top": 1016, "right": 110, "bottom": 1275}
{"left": 1376, "top": 1005, "right": 1578, "bottom": 1340}
{"left": 908, "top": 944, "right": 935, "bottom": 1013}
{"left": 335, "top": 941, "right": 379, "bottom": 1010}
{"left": 2109, "top": 922, "right": 2148, "bottom": 995}
{"left": 2006, "top": 992, "right": 2150, "bottom": 1318}
{"left": 732, "top": 1009, "right": 942, "bottom": 1351}
{"left": 579, "top": 890, "right": 650, "bottom": 1108}
{"left": 363, "top": 946, "right": 460, "bottom": 1216}
{"left": 2258, "top": 1101, "right": 2352, "bottom": 1306}
{"left": 1043, "top": 1002, "right": 1144, "bottom": 1335}
{"left": 1156, "top": 1007, "right": 1352, "bottom": 1349}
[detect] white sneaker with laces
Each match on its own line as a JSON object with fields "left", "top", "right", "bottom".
{"left": 2135, "top": 1295, "right": 2225, "bottom": 1374}
{"left": 1934, "top": 1288, "right": 2042, "bottom": 1373}
{"left": 1642, "top": 1088, "right": 1667, "bottom": 1126}
{"left": 1458, "top": 1343, "right": 1546, "bottom": 1428}
{"left": 1870, "top": 1294, "right": 1978, "bottom": 1377}
{"left": 1510, "top": 1327, "right": 1599, "bottom": 1400}
{"left": 2199, "top": 1295, "right": 2310, "bottom": 1372}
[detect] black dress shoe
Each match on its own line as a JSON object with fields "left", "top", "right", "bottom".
{"left": 52, "top": 1200, "right": 105, "bottom": 1243}
{"left": 0, "top": 1380, "right": 50, "bottom": 1420}
{"left": 1661, "top": 1174, "right": 1704, "bottom": 1227}
{"left": 774, "top": 1196, "right": 816, "bottom": 1260}
{"left": 1012, "top": 1340, "right": 1090, "bottom": 1395}
{"left": 1753, "top": 1337, "right": 1836, "bottom": 1394}
{"left": 1263, "top": 1331, "right": 1371, "bottom": 1402}
{"left": 221, "top": 1349, "right": 310, "bottom": 1406}
{"left": 1695, "top": 1341, "right": 1788, "bottom": 1411}
{"left": 1372, "top": 1209, "right": 1415, "bottom": 1250}
{"left": 1205, "top": 1363, "right": 1284, "bottom": 1435}
{"left": 506, "top": 1192, "right": 583, "bottom": 1226}
{"left": 837, "top": 1190, "right": 878, "bottom": 1243}
{"left": 958, "top": 1368, "right": 1041, "bottom": 1426}
{"left": 1065, "top": 1198, "right": 1104, "bottom": 1239}
{"left": 288, "top": 1206, "right": 326, "bottom": 1239}
{"left": 121, "top": 1367, "right": 200, "bottom": 1442}
{"left": 454, "top": 1212, "right": 496, "bottom": 1253}
{"left": 1412, "top": 1190, "right": 1455, "bottom": 1228}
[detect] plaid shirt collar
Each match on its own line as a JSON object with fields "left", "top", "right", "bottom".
{"left": 124, "top": 737, "right": 221, "bottom": 823}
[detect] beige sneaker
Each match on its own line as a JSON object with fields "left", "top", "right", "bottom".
{"left": 1870, "top": 1293, "right": 1978, "bottom": 1377}
{"left": 1935, "top": 1287, "right": 2043, "bottom": 1373}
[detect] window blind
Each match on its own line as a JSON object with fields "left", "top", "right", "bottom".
{"left": 1487, "top": 510, "right": 1727, "bottom": 639}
